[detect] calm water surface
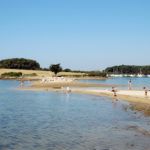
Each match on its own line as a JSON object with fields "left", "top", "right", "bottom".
{"left": 79, "top": 77, "right": 150, "bottom": 89}
{"left": 0, "top": 80, "right": 150, "bottom": 150}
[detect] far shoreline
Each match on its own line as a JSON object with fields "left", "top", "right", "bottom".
{"left": 0, "top": 76, "right": 108, "bottom": 81}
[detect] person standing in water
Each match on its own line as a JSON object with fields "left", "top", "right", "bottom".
{"left": 66, "top": 86, "right": 71, "bottom": 93}
{"left": 112, "top": 87, "right": 117, "bottom": 97}
{"left": 20, "top": 80, "right": 24, "bottom": 87}
{"left": 128, "top": 79, "right": 132, "bottom": 90}
{"left": 143, "top": 87, "right": 148, "bottom": 96}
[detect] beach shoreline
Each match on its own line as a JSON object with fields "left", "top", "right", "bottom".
{"left": 20, "top": 80, "right": 150, "bottom": 106}
{"left": 21, "top": 85, "right": 150, "bottom": 116}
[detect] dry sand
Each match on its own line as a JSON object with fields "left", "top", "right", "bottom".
{"left": 73, "top": 89, "right": 150, "bottom": 105}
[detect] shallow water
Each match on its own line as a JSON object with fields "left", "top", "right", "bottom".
{"left": 79, "top": 77, "right": 150, "bottom": 90}
{"left": 0, "top": 80, "right": 150, "bottom": 150}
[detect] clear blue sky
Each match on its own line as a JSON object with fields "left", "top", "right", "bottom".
{"left": 0, "top": 0, "right": 149, "bottom": 70}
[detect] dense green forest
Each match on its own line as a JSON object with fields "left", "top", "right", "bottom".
{"left": 105, "top": 65, "right": 150, "bottom": 75}
{"left": 0, "top": 58, "right": 40, "bottom": 70}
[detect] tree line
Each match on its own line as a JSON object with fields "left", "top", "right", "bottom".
{"left": 0, "top": 58, "right": 40, "bottom": 70}
{"left": 3, "top": 58, "right": 150, "bottom": 76}
{"left": 105, "top": 65, "right": 150, "bottom": 75}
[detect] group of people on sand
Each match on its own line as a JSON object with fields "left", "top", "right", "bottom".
{"left": 128, "top": 79, "right": 149, "bottom": 96}
{"left": 111, "top": 79, "right": 149, "bottom": 97}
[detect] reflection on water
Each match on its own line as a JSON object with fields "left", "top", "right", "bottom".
{"left": 0, "top": 80, "right": 150, "bottom": 150}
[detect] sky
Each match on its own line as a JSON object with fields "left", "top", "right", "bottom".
{"left": 0, "top": 0, "right": 150, "bottom": 70}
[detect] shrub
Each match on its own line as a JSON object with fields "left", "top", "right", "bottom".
{"left": 87, "top": 71, "right": 107, "bottom": 77}
{"left": 1, "top": 72, "right": 22, "bottom": 78}
{"left": 63, "top": 68, "right": 72, "bottom": 72}
{"left": 23, "top": 73, "right": 37, "bottom": 77}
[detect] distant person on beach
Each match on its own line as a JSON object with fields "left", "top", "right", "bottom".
{"left": 66, "top": 86, "right": 71, "bottom": 93}
{"left": 112, "top": 87, "right": 117, "bottom": 97}
{"left": 143, "top": 87, "right": 148, "bottom": 96}
{"left": 128, "top": 79, "right": 132, "bottom": 90}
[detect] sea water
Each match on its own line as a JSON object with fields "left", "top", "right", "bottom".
{"left": 79, "top": 77, "right": 150, "bottom": 89}
{"left": 0, "top": 80, "right": 150, "bottom": 150}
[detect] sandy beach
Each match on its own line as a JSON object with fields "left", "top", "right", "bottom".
{"left": 22, "top": 79, "right": 150, "bottom": 105}
{"left": 21, "top": 80, "right": 150, "bottom": 117}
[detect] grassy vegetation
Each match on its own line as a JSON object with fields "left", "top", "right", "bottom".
{"left": 86, "top": 71, "right": 107, "bottom": 77}
{"left": 1, "top": 72, "right": 22, "bottom": 78}
{"left": 23, "top": 73, "right": 37, "bottom": 77}
{"left": 61, "top": 70, "right": 107, "bottom": 77}
{"left": 0, "top": 58, "right": 107, "bottom": 78}
{"left": 0, "top": 69, "right": 86, "bottom": 78}
{"left": 58, "top": 71, "right": 86, "bottom": 77}
{"left": 0, "top": 68, "right": 107, "bottom": 79}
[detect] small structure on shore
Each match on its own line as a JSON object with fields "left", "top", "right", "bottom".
{"left": 41, "top": 77, "right": 74, "bottom": 83}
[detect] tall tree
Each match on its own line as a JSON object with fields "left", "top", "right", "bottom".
{"left": 49, "top": 64, "right": 62, "bottom": 76}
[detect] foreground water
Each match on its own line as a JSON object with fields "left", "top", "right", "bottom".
{"left": 0, "top": 80, "right": 150, "bottom": 150}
